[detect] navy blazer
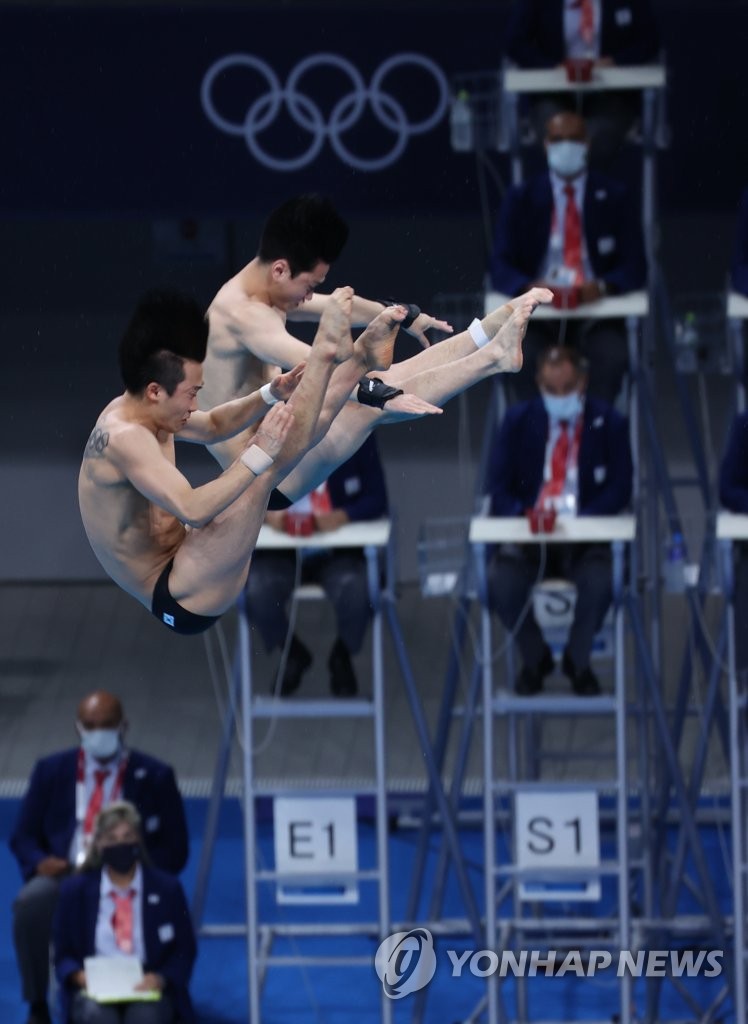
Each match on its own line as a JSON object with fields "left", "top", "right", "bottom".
{"left": 720, "top": 411, "right": 748, "bottom": 513}
{"left": 325, "top": 434, "right": 389, "bottom": 523}
{"left": 489, "top": 170, "right": 646, "bottom": 297}
{"left": 506, "top": 0, "right": 661, "bottom": 68}
{"left": 731, "top": 187, "right": 748, "bottom": 296}
{"left": 54, "top": 865, "right": 196, "bottom": 1024}
{"left": 486, "top": 395, "right": 632, "bottom": 516}
{"left": 10, "top": 749, "right": 189, "bottom": 880}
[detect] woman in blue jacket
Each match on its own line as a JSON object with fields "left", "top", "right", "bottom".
{"left": 53, "top": 801, "right": 196, "bottom": 1023}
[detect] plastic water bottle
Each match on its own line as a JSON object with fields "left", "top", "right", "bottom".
{"left": 450, "top": 90, "right": 473, "bottom": 152}
{"left": 663, "top": 530, "right": 686, "bottom": 593}
{"left": 675, "top": 311, "right": 699, "bottom": 373}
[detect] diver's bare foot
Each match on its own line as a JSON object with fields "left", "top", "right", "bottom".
{"left": 486, "top": 290, "right": 551, "bottom": 373}
{"left": 480, "top": 287, "right": 553, "bottom": 345}
{"left": 316, "top": 287, "right": 354, "bottom": 364}
{"left": 354, "top": 305, "right": 406, "bottom": 372}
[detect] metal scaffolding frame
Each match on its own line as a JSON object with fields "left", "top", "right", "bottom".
{"left": 191, "top": 521, "right": 394, "bottom": 1024}
{"left": 718, "top": 512, "right": 748, "bottom": 1023}
{"left": 191, "top": 519, "right": 485, "bottom": 1024}
{"left": 472, "top": 515, "right": 634, "bottom": 1024}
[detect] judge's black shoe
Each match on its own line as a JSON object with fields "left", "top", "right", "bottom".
{"left": 328, "top": 638, "right": 358, "bottom": 697}
{"left": 275, "top": 635, "right": 312, "bottom": 696}
{"left": 515, "top": 645, "right": 554, "bottom": 696}
{"left": 562, "top": 648, "right": 601, "bottom": 697}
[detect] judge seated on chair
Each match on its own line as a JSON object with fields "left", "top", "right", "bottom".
{"left": 484, "top": 344, "right": 632, "bottom": 696}
{"left": 488, "top": 110, "right": 646, "bottom": 404}
{"left": 244, "top": 434, "right": 388, "bottom": 698}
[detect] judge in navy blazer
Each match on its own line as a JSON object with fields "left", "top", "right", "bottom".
{"left": 487, "top": 393, "right": 633, "bottom": 518}
{"left": 489, "top": 111, "right": 646, "bottom": 403}
{"left": 505, "top": 0, "right": 661, "bottom": 69}
{"left": 504, "top": 0, "right": 661, "bottom": 166}
{"left": 11, "top": 748, "right": 188, "bottom": 882}
{"left": 489, "top": 169, "right": 645, "bottom": 303}
{"left": 10, "top": 691, "right": 188, "bottom": 1024}
{"left": 53, "top": 803, "right": 196, "bottom": 1024}
{"left": 485, "top": 346, "right": 632, "bottom": 696}
{"left": 245, "top": 433, "right": 388, "bottom": 698}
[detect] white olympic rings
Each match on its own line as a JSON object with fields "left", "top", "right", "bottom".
{"left": 200, "top": 52, "right": 449, "bottom": 172}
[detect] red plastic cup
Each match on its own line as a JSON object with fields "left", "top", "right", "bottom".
{"left": 285, "top": 511, "right": 315, "bottom": 537}
{"left": 551, "top": 286, "right": 581, "bottom": 310}
{"left": 564, "top": 57, "right": 594, "bottom": 83}
{"left": 526, "top": 507, "right": 557, "bottom": 535}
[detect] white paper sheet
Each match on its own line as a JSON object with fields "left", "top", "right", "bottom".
{"left": 83, "top": 956, "right": 160, "bottom": 1003}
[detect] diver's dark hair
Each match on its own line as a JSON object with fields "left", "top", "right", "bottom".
{"left": 118, "top": 289, "right": 208, "bottom": 395}
{"left": 258, "top": 194, "right": 349, "bottom": 276}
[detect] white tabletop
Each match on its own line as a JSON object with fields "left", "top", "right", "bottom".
{"left": 716, "top": 512, "right": 748, "bottom": 541}
{"left": 503, "top": 65, "right": 666, "bottom": 95}
{"left": 469, "top": 515, "right": 636, "bottom": 545}
{"left": 256, "top": 519, "right": 391, "bottom": 550}
{"left": 484, "top": 291, "right": 648, "bottom": 320}
{"left": 727, "top": 292, "right": 748, "bottom": 320}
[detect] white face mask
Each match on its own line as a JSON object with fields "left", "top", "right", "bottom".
{"left": 546, "top": 140, "right": 588, "bottom": 179}
{"left": 78, "top": 725, "right": 121, "bottom": 761}
{"left": 541, "top": 390, "right": 584, "bottom": 422}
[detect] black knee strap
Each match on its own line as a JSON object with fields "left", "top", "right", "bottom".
{"left": 356, "top": 376, "right": 404, "bottom": 409}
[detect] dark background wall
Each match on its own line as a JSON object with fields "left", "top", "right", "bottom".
{"left": 2, "top": 0, "right": 746, "bottom": 579}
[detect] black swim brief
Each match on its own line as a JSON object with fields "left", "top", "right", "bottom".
{"left": 268, "top": 488, "right": 293, "bottom": 511}
{"left": 151, "top": 560, "right": 220, "bottom": 636}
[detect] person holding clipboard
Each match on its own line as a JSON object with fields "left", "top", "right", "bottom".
{"left": 53, "top": 802, "right": 196, "bottom": 1024}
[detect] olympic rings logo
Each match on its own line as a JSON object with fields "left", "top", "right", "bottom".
{"left": 200, "top": 52, "right": 449, "bottom": 172}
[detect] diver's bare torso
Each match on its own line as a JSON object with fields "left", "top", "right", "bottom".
{"left": 78, "top": 397, "right": 184, "bottom": 607}
{"left": 201, "top": 271, "right": 314, "bottom": 466}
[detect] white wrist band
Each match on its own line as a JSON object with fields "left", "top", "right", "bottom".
{"left": 468, "top": 317, "right": 491, "bottom": 349}
{"left": 260, "top": 383, "right": 278, "bottom": 405}
{"left": 241, "top": 445, "right": 274, "bottom": 476}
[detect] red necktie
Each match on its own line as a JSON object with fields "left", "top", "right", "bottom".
{"left": 579, "top": 0, "right": 594, "bottom": 45}
{"left": 310, "top": 482, "right": 332, "bottom": 515}
{"left": 84, "top": 769, "right": 109, "bottom": 835}
{"left": 563, "top": 184, "right": 584, "bottom": 284}
{"left": 112, "top": 890, "right": 134, "bottom": 954}
{"left": 536, "top": 422, "right": 570, "bottom": 510}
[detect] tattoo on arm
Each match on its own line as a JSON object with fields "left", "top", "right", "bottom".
{"left": 84, "top": 427, "right": 110, "bottom": 458}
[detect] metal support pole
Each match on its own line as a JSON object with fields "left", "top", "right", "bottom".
{"left": 475, "top": 540, "right": 501, "bottom": 1024}
{"left": 366, "top": 543, "right": 394, "bottom": 1024}
{"left": 612, "top": 538, "right": 632, "bottom": 1024}
{"left": 624, "top": 593, "right": 733, "bottom": 968}
{"left": 405, "top": 596, "right": 472, "bottom": 923}
{"left": 722, "top": 536, "right": 746, "bottom": 1022}
{"left": 382, "top": 595, "right": 485, "bottom": 946}
{"left": 191, "top": 650, "right": 241, "bottom": 928}
{"left": 238, "top": 609, "right": 261, "bottom": 1024}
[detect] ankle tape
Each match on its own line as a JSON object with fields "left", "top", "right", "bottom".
{"left": 468, "top": 317, "right": 491, "bottom": 349}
